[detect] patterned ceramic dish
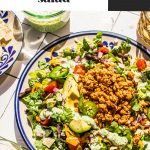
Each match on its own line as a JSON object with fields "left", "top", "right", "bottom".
{"left": 15, "top": 31, "right": 150, "bottom": 150}
{"left": 0, "top": 11, "right": 23, "bottom": 76}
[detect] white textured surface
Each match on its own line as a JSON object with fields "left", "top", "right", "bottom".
{"left": 0, "top": 76, "right": 18, "bottom": 118}
{"left": 52, "top": 11, "right": 120, "bottom": 37}
{"left": 112, "top": 11, "right": 140, "bottom": 40}
{"left": 0, "top": 11, "right": 141, "bottom": 149}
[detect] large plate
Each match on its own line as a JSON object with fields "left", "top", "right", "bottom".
{"left": 0, "top": 11, "right": 23, "bottom": 76}
{"left": 15, "top": 31, "right": 150, "bottom": 150}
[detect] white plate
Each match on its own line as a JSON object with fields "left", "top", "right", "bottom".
{"left": 0, "top": 11, "right": 23, "bottom": 76}
{"left": 15, "top": 31, "right": 150, "bottom": 150}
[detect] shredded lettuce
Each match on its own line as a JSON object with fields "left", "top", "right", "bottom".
{"left": 104, "top": 53, "right": 119, "bottom": 63}
{"left": 35, "top": 139, "right": 49, "bottom": 150}
{"left": 63, "top": 47, "right": 77, "bottom": 59}
{"left": 38, "top": 60, "right": 50, "bottom": 70}
{"left": 111, "top": 38, "right": 131, "bottom": 55}
{"left": 51, "top": 107, "right": 74, "bottom": 123}
{"left": 93, "top": 32, "right": 103, "bottom": 47}
{"left": 36, "top": 70, "right": 47, "bottom": 79}
{"left": 84, "top": 59, "right": 96, "bottom": 69}
{"left": 28, "top": 78, "right": 39, "bottom": 87}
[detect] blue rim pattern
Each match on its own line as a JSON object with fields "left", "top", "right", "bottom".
{"left": 15, "top": 30, "right": 150, "bottom": 150}
{"left": 0, "top": 11, "right": 23, "bottom": 76}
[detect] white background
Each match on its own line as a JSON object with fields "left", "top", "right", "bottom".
{"left": 0, "top": 0, "right": 108, "bottom": 11}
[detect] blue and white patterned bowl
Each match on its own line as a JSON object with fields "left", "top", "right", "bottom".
{"left": 15, "top": 31, "right": 150, "bottom": 150}
{"left": 0, "top": 11, "right": 23, "bottom": 76}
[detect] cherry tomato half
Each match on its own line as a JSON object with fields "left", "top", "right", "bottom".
{"left": 74, "top": 64, "right": 86, "bottom": 75}
{"left": 98, "top": 47, "right": 109, "bottom": 54}
{"left": 44, "top": 81, "right": 58, "bottom": 93}
{"left": 40, "top": 118, "right": 51, "bottom": 126}
{"left": 136, "top": 58, "right": 147, "bottom": 72}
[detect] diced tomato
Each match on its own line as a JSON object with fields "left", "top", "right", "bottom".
{"left": 35, "top": 116, "right": 50, "bottom": 126}
{"left": 136, "top": 58, "right": 147, "bottom": 71}
{"left": 40, "top": 118, "right": 51, "bottom": 126}
{"left": 98, "top": 47, "right": 109, "bottom": 54}
{"left": 74, "top": 64, "right": 86, "bottom": 75}
{"left": 44, "top": 81, "right": 58, "bottom": 93}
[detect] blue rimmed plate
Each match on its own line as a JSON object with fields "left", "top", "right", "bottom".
{"left": 15, "top": 31, "right": 150, "bottom": 150}
{"left": 0, "top": 11, "right": 23, "bottom": 76}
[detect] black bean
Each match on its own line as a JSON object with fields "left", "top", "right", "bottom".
{"left": 25, "top": 109, "right": 29, "bottom": 114}
{"left": 19, "top": 92, "right": 25, "bottom": 98}
{"left": 19, "top": 87, "right": 32, "bottom": 98}
{"left": 122, "top": 57, "right": 127, "bottom": 62}
{"left": 118, "top": 53, "right": 124, "bottom": 57}
{"left": 25, "top": 88, "right": 32, "bottom": 93}
{"left": 146, "top": 97, "right": 150, "bottom": 101}
{"left": 98, "top": 43, "right": 103, "bottom": 47}
{"left": 124, "top": 54, "right": 129, "bottom": 58}
{"left": 85, "top": 54, "right": 93, "bottom": 59}
{"left": 85, "top": 54, "right": 99, "bottom": 62}
{"left": 94, "top": 51, "right": 98, "bottom": 54}
{"left": 100, "top": 58, "right": 105, "bottom": 64}
{"left": 93, "top": 56, "right": 99, "bottom": 61}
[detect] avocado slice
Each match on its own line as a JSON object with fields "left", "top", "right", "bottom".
{"left": 63, "top": 74, "right": 79, "bottom": 100}
{"left": 69, "top": 120, "right": 91, "bottom": 133}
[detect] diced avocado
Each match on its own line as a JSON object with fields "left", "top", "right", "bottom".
{"left": 63, "top": 74, "right": 79, "bottom": 99}
{"left": 69, "top": 120, "right": 91, "bottom": 133}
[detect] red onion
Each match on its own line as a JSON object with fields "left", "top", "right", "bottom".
{"left": 132, "top": 121, "right": 138, "bottom": 125}
{"left": 142, "top": 114, "right": 147, "bottom": 119}
{"left": 53, "top": 87, "right": 59, "bottom": 93}
{"left": 137, "top": 116, "right": 143, "bottom": 122}
{"left": 61, "top": 60, "right": 66, "bottom": 63}
{"left": 57, "top": 124, "right": 61, "bottom": 138}
{"left": 137, "top": 114, "right": 147, "bottom": 123}
{"left": 75, "top": 55, "right": 81, "bottom": 62}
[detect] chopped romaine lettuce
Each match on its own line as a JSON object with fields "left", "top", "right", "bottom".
{"left": 33, "top": 124, "right": 46, "bottom": 138}
{"left": 104, "top": 53, "right": 119, "bottom": 63}
{"left": 132, "top": 101, "right": 140, "bottom": 112}
{"left": 82, "top": 38, "right": 91, "bottom": 51}
{"left": 35, "top": 139, "right": 49, "bottom": 150}
{"left": 38, "top": 60, "right": 50, "bottom": 70}
{"left": 30, "top": 89, "right": 44, "bottom": 100}
{"left": 51, "top": 107, "right": 74, "bottom": 123}
{"left": 36, "top": 70, "right": 47, "bottom": 79}
{"left": 93, "top": 32, "right": 103, "bottom": 47}
{"left": 42, "top": 78, "right": 51, "bottom": 86}
{"left": 141, "top": 71, "right": 150, "bottom": 81}
{"left": 28, "top": 78, "right": 39, "bottom": 87}
{"left": 84, "top": 59, "right": 96, "bottom": 69}
{"left": 115, "top": 66, "right": 124, "bottom": 74}
{"left": 111, "top": 38, "right": 131, "bottom": 55}
{"left": 63, "top": 47, "right": 77, "bottom": 59}
{"left": 29, "top": 71, "right": 38, "bottom": 79}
